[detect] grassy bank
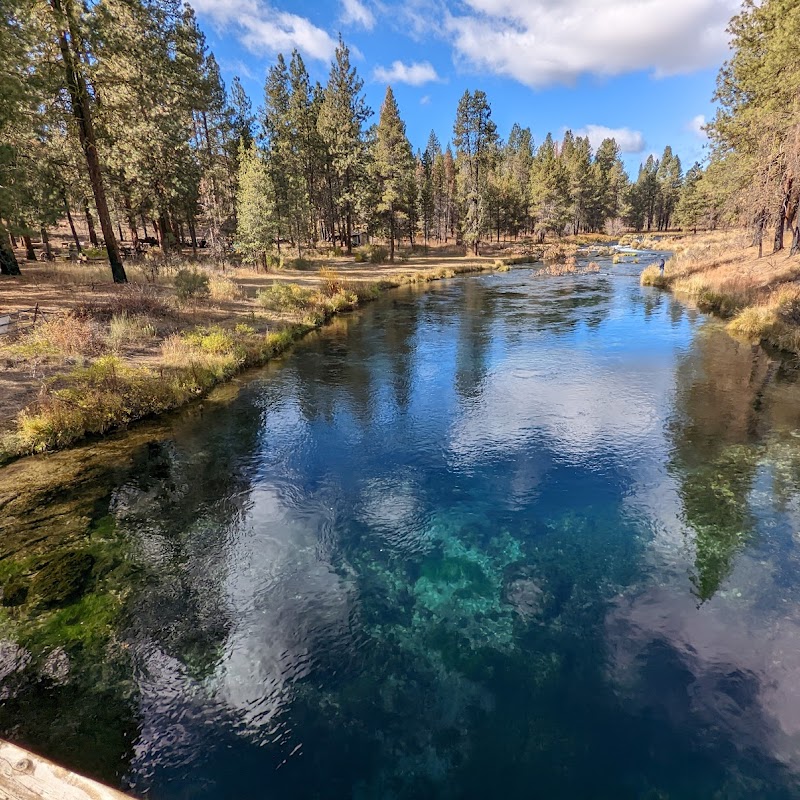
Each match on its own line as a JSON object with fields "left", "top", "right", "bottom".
{"left": 0, "top": 255, "right": 498, "bottom": 461}
{"left": 640, "top": 230, "right": 800, "bottom": 354}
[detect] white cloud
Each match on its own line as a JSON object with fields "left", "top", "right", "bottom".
{"left": 420, "top": 95, "right": 431, "bottom": 105}
{"left": 688, "top": 114, "right": 708, "bottom": 138}
{"left": 445, "top": 0, "right": 739, "bottom": 87}
{"left": 340, "top": 0, "right": 376, "bottom": 30}
{"left": 189, "top": 0, "right": 336, "bottom": 61}
{"left": 575, "top": 124, "right": 645, "bottom": 154}
{"left": 373, "top": 60, "right": 441, "bottom": 85}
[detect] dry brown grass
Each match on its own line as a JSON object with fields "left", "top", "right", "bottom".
{"left": 9, "top": 314, "right": 103, "bottom": 361}
{"left": 640, "top": 229, "right": 800, "bottom": 352}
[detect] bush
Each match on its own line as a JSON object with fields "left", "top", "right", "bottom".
{"left": 319, "top": 266, "right": 342, "bottom": 297}
{"left": 285, "top": 256, "right": 314, "bottom": 270}
{"left": 82, "top": 246, "right": 107, "bottom": 259}
{"left": 256, "top": 282, "right": 314, "bottom": 311}
{"left": 354, "top": 244, "right": 388, "bottom": 264}
{"left": 174, "top": 269, "right": 210, "bottom": 303}
{"left": 182, "top": 325, "right": 237, "bottom": 355}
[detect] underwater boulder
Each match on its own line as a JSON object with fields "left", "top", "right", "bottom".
{"left": 1, "top": 578, "right": 28, "bottom": 607}
{"left": 31, "top": 550, "right": 95, "bottom": 608}
{"left": 502, "top": 564, "right": 544, "bottom": 620}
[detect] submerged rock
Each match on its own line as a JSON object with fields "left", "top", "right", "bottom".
{"left": 502, "top": 564, "right": 545, "bottom": 620}
{"left": 31, "top": 550, "right": 95, "bottom": 608}
{"left": 1, "top": 577, "right": 28, "bottom": 607}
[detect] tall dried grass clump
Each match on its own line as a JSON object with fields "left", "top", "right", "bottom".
{"left": 208, "top": 273, "right": 244, "bottom": 302}
{"left": 727, "top": 285, "right": 800, "bottom": 353}
{"left": 108, "top": 313, "right": 156, "bottom": 349}
{"left": 9, "top": 314, "right": 102, "bottom": 361}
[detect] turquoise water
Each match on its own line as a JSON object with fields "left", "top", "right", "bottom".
{"left": 3, "top": 262, "right": 800, "bottom": 798}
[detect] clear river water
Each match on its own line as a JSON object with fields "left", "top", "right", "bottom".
{"left": 3, "top": 257, "right": 800, "bottom": 798}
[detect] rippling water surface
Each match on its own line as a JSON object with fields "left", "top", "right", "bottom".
{"left": 3, "top": 261, "right": 800, "bottom": 798}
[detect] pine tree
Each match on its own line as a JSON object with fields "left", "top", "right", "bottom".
{"left": 529, "top": 133, "right": 570, "bottom": 239}
{"left": 45, "top": 0, "right": 127, "bottom": 281}
{"left": 235, "top": 142, "right": 276, "bottom": 270}
{"left": 373, "top": 87, "right": 414, "bottom": 261}
{"left": 453, "top": 90, "right": 499, "bottom": 255}
{"left": 317, "top": 36, "right": 371, "bottom": 254}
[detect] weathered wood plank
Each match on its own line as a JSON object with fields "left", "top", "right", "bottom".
{"left": 0, "top": 741, "right": 133, "bottom": 800}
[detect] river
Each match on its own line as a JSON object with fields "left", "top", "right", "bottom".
{"left": 3, "top": 257, "right": 800, "bottom": 798}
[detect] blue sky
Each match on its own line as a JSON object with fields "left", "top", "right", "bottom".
{"left": 188, "top": 0, "right": 741, "bottom": 177}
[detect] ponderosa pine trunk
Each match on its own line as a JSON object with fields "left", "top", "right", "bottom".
{"left": 123, "top": 196, "right": 138, "bottom": 247}
{"left": 389, "top": 206, "right": 395, "bottom": 263}
{"left": 63, "top": 193, "right": 82, "bottom": 251}
{"left": 774, "top": 209, "right": 786, "bottom": 253}
{"left": 187, "top": 216, "right": 197, "bottom": 256}
{"left": 0, "top": 230, "right": 21, "bottom": 275}
{"left": 157, "top": 213, "right": 171, "bottom": 253}
{"left": 791, "top": 226, "right": 800, "bottom": 256}
{"left": 51, "top": 0, "right": 126, "bottom": 283}
{"left": 83, "top": 197, "right": 98, "bottom": 247}
{"left": 40, "top": 228, "right": 52, "bottom": 261}
{"left": 21, "top": 231, "right": 35, "bottom": 261}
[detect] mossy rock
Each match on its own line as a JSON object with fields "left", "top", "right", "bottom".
{"left": 2, "top": 577, "right": 29, "bottom": 606}
{"left": 31, "top": 551, "right": 96, "bottom": 608}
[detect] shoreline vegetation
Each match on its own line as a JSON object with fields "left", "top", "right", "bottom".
{"left": 640, "top": 229, "right": 800, "bottom": 354}
{"left": 0, "top": 244, "right": 559, "bottom": 463}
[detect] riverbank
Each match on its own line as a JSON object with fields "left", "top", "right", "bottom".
{"left": 640, "top": 229, "right": 800, "bottom": 354}
{"left": 0, "top": 250, "right": 521, "bottom": 462}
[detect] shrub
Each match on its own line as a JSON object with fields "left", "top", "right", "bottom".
{"left": 346, "top": 281, "right": 381, "bottom": 301}
{"left": 319, "top": 266, "right": 342, "bottom": 297}
{"left": 183, "top": 325, "right": 237, "bottom": 355}
{"left": 285, "top": 256, "right": 314, "bottom": 270}
{"left": 174, "top": 269, "right": 210, "bottom": 303}
{"left": 354, "top": 244, "right": 388, "bottom": 264}
{"left": 256, "top": 282, "right": 314, "bottom": 311}
{"left": 543, "top": 243, "right": 577, "bottom": 264}
{"left": 265, "top": 253, "right": 284, "bottom": 271}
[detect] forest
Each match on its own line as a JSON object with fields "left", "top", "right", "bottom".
{"left": 1, "top": 0, "right": 798, "bottom": 283}
{"left": 2, "top": 0, "right": 701, "bottom": 283}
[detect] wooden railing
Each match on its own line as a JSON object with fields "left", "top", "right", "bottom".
{"left": 0, "top": 740, "right": 134, "bottom": 799}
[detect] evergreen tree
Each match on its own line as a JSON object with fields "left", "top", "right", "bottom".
{"left": 235, "top": 142, "right": 276, "bottom": 270}
{"left": 453, "top": 90, "right": 499, "bottom": 255}
{"left": 373, "top": 87, "right": 414, "bottom": 261}
{"left": 529, "top": 133, "right": 570, "bottom": 239}
{"left": 317, "top": 36, "right": 371, "bottom": 254}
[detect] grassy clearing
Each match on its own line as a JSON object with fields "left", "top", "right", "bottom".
{"left": 640, "top": 229, "right": 800, "bottom": 353}
{"left": 0, "top": 254, "right": 506, "bottom": 460}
